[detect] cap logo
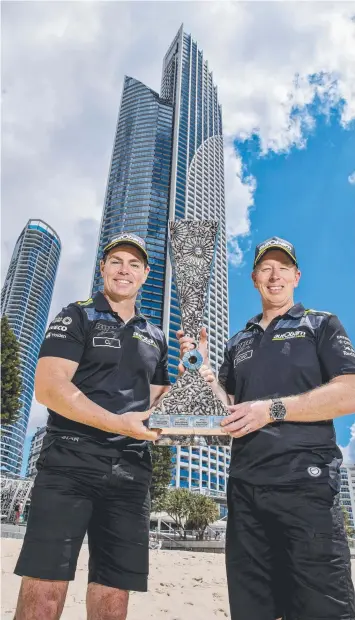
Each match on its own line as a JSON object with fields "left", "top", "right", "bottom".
{"left": 103, "top": 233, "right": 148, "bottom": 260}
{"left": 109, "top": 233, "right": 145, "bottom": 246}
{"left": 258, "top": 239, "right": 292, "bottom": 253}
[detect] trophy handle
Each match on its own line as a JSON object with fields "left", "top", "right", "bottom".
{"left": 181, "top": 348, "right": 203, "bottom": 370}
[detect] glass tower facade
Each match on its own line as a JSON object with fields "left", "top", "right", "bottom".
{"left": 1, "top": 220, "right": 61, "bottom": 476}
{"left": 161, "top": 27, "right": 230, "bottom": 496}
{"left": 91, "top": 77, "right": 173, "bottom": 327}
{"left": 91, "top": 29, "right": 230, "bottom": 498}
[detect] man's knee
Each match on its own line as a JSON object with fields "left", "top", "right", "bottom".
{"left": 14, "top": 577, "right": 69, "bottom": 620}
{"left": 86, "top": 583, "right": 129, "bottom": 620}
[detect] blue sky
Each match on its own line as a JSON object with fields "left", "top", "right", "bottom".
{"left": 228, "top": 111, "right": 355, "bottom": 449}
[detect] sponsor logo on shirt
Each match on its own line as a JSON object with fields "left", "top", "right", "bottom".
{"left": 94, "top": 324, "right": 121, "bottom": 344}
{"left": 133, "top": 332, "right": 159, "bottom": 349}
{"left": 93, "top": 336, "right": 121, "bottom": 349}
{"left": 95, "top": 322, "right": 116, "bottom": 332}
{"left": 52, "top": 315, "right": 65, "bottom": 324}
{"left": 51, "top": 315, "right": 72, "bottom": 326}
{"left": 234, "top": 350, "right": 253, "bottom": 366}
{"left": 48, "top": 325, "right": 67, "bottom": 332}
{"left": 46, "top": 332, "right": 67, "bottom": 339}
{"left": 235, "top": 338, "right": 254, "bottom": 354}
{"left": 272, "top": 330, "right": 306, "bottom": 341}
{"left": 337, "top": 335, "right": 355, "bottom": 358}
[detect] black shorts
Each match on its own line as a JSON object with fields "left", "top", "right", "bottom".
{"left": 226, "top": 477, "right": 355, "bottom": 620}
{"left": 15, "top": 438, "right": 152, "bottom": 591}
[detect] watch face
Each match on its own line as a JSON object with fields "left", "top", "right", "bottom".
{"left": 272, "top": 401, "right": 286, "bottom": 420}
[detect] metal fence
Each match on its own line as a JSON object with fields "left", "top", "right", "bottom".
{"left": 0, "top": 475, "right": 34, "bottom": 523}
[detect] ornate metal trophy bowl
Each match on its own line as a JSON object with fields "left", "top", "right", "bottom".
{"left": 148, "top": 220, "right": 230, "bottom": 446}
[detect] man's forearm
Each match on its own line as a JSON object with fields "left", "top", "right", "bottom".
{"left": 283, "top": 375, "right": 355, "bottom": 423}
{"left": 37, "top": 379, "right": 122, "bottom": 433}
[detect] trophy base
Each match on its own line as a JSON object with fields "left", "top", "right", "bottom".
{"left": 148, "top": 370, "right": 231, "bottom": 446}
{"left": 149, "top": 414, "right": 226, "bottom": 435}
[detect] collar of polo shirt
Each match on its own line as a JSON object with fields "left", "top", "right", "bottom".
{"left": 93, "top": 291, "right": 146, "bottom": 323}
{"left": 246, "top": 302, "right": 305, "bottom": 329}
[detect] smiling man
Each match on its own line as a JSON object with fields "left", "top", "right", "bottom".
{"left": 13, "top": 233, "right": 170, "bottom": 620}
{"left": 179, "top": 235, "right": 355, "bottom": 620}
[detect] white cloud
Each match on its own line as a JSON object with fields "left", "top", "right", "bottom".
{"left": 1, "top": 2, "right": 355, "bottom": 433}
{"left": 224, "top": 141, "right": 256, "bottom": 240}
{"left": 348, "top": 171, "right": 355, "bottom": 185}
{"left": 224, "top": 141, "right": 256, "bottom": 267}
{"left": 26, "top": 401, "right": 48, "bottom": 437}
{"left": 339, "top": 422, "right": 355, "bottom": 465}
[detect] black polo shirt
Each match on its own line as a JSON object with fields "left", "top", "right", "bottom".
{"left": 39, "top": 291, "right": 170, "bottom": 454}
{"left": 218, "top": 303, "right": 355, "bottom": 485}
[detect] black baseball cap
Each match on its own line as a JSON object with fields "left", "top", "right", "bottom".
{"left": 253, "top": 236, "right": 298, "bottom": 268}
{"left": 103, "top": 233, "right": 149, "bottom": 263}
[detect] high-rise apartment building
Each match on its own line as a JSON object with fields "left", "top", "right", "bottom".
{"left": 26, "top": 425, "right": 46, "bottom": 478}
{"left": 91, "top": 77, "right": 173, "bottom": 327}
{"left": 340, "top": 465, "right": 355, "bottom": 529}
{"left": 1, "top": 220, "right": 61, "bottom": 475}
{"left": 91, "top": 26, "right": 230, "bottom": 497}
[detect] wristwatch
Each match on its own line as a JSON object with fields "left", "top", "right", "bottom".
{"left": 269, "top": 398, "right": 287, "bottom": 422}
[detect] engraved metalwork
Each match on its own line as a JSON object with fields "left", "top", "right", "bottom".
{"left": 170, "top": 220, "right": 217, "bottom": 348}
{"left": 0, "top": 475, "right": 34, "bottom": 522}
{"left": 149, "top": 220, "right": 230, "bottom": 446}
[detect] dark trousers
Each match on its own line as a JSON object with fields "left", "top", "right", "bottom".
{"left": 15, "top": 438, "right": 152, "bottom": 591}
{"left": 226, "top": 477, "right": 355, "bottom": 620}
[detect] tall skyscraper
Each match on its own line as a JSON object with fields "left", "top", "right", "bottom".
{"left": 91, "top": 26, "right": 230, "bottom": 497}
{"left": 161, "top": 26, "right": 229, "bottom": 380}
{"left": 1, "top": 220, "right": 61, "bottom": 475}
{"left": 161, "top": 27, "right": 230, "bottom": 495}
{"left": 91, "top": 77, "right": 173, "bottom": 326}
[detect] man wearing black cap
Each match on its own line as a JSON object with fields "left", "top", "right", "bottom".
{"left": 179, "top": 236, "right": 355, "bottom": 620}
{"left": 13, "top": 233, "right": 171, "bottom": 620}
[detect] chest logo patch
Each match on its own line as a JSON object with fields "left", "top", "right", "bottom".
{"left": 307, "top": 466, "right": 321, "bottom": 477}
{"left": 234, "top": 350, "right": 253, "bottom": 366}
{"left": 133, "top": 332, "right": 159, "bottom": 349}
{"left": 93, "top": 337, "right": 121, "bottom": 349}
{"left": 272, "top": 330, "right": 306, "bottom": 341}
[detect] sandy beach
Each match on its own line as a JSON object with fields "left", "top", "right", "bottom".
{"left": 2, "top": 538, "right": 355, "bottom": 619}
{"left": 1, "top": 539, "right": 230, "bottom": 619}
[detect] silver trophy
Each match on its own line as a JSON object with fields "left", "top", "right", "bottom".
{"left": 149, "top": 220, "right": 230, "bottom": 446}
